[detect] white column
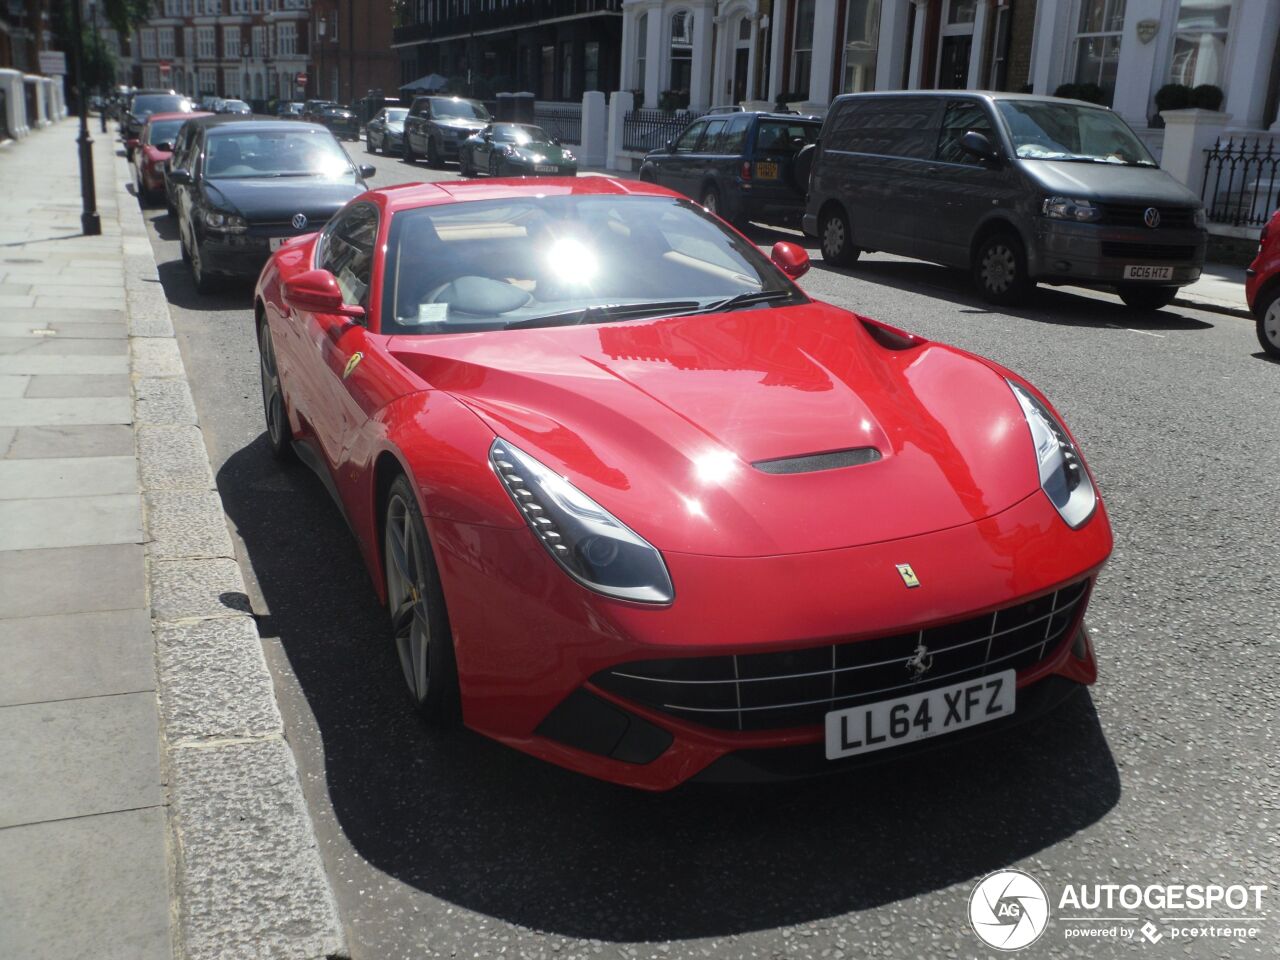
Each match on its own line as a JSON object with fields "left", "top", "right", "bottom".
{"left": 876, "top": 0, "right": 913, "bottom": 91}
{"left": 712, "top": 13, "right": 729, "bottom": 105}
{"left": 1159, "top": 107, "right": 1232, "bottom": 191}
{"left": 808, "top": 0, "right": 839, "bottom": 105}
{"left": 966, "top": 0, "right": 991, "bottom": 90}
{"left": 607, "top": 89, "right": 634, "bottom": 169}
{"left": 0, "top": 69, "right": 29, "bottom": 138}
{"left": 768, "top": 0, "right": 788, "bottom": 99}
{"left": 690, "top": 2, "right": 715, "bottom": 109}
{"left": 1029, "top": 0, "right": 1072, "bottom": 96}
{"left": 1224, "top": 0, "right": 1280, "bottom": 131}
{"left": 620, "top": 1, "right": 638, "bottom": 90}
{"left": 645, "top": 7, "right": 663, "bottom": 110}
{"left": 1110, "top": 0, "right": 1162, "bottom": 129}
{"left": 581, "top": 90, "right": 608, "bottom": 166}
{"left": 906, "top": 0, "right": 928, "bottom": 89}
{"left": 746, "top": 13, "right": 760, "bottom": 102}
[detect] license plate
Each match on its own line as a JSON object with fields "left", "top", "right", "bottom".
{"left": 824, "top": 669, "right": 1016, "bottom": 760}
{"left": 535, "top": 164, "right": 558, "bottom": 173}
{"left": 269, "top": 236, "right": 289, "bottom": 251}
{"left": 756, "top": 161, "right": 779, "bottom": 180}
{"left": 1123, "top": 264, "right": 1173, "bottom": 280}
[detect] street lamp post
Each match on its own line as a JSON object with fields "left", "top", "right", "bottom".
{"left": 90, "top": 1, "right": 106, "bottom": 132}
{"left": 70, "top": 0, "right": 101, "bottom": 236}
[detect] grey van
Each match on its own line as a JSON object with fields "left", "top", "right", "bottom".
{"left": 803, "top": 92, "right": 1207, "bottom": 310}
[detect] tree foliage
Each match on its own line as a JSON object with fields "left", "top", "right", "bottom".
{"left": 103, "top": 0, "right": 155, "bottom": 36}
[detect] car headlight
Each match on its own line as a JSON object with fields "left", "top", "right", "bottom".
{"left": 1042, "top": 196, "right": 1102, "bottom": 223}
{"left": 489, "top": 439, "right": 674, "bottom": 604}
{"left": 203, "top": 210, "right": 248, "bottom": 233}
{"left": 1193, "top": 207, "right": 1206, "bottom": 229}
{"left": 1007, "top": 380, "right": 1097, "bottom": 528}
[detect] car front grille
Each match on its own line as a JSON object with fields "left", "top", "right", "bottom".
{"left": 1100, "top": 204, "right": 1198, "bottom": 229}
{"left": 1099, "top": 241, "right": 1198, "bottom": 261}
{"left": 592, "top": 580, "right": 1091, "bottom": 732}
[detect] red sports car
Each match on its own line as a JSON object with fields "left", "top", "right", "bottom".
{"left": 1246, "top": 207, "right": 1280, "bottom": 358}
{"left": 132, "top": 111, "right": 212, "bottom": 206}
{"left": 254, "top": 178, "right": 1112, "bottom": 790}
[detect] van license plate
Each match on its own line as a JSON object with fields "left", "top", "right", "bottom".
{"left": 756, "top": 161, "right": 778, "bottom": 180}
{"left": 1123, "top": 265, "right": 1173, "bottom": 280}
{"left": 824, "top": 669, "right": 1016, "bottom": 760}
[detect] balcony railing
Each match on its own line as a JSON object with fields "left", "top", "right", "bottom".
{"left": 393, "top": 0, "right": 619, "bottom": 45}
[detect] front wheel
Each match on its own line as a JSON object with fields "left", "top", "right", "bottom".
{"left": 1117, "top": 284, "right": 1178, "bottom": 312}
{"left": 819, "top": 206, "right": 859, "bottom": 267}
{"left": 973, "top": 232, "right": 1033, "bottom": 305}
{"left": 365, "top": 134, "right": 375, "bottom": 154}
{"left": 458, "top": 150, "right": 473, "bottom": 177}
{"left": 189, "top": 237, "right": 216, "bottom": 295}
{"left": 258, "top": 322, "right": 294, "bottom": 460}
{"left": 404, "top": 138, "right": 417, "bottom": 165}
{"left": 426, "top": 136, "right": 442, "bottom": 168}
{"left": 383, "top": 476, "right": 460, "bottom": 723}
{"left": 488, "top": 153, "right": 501, "bottom": 178}
{"left": 1254, "top": 287, "right": 1280, "bottom": 358}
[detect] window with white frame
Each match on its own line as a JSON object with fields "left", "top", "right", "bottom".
{"left": 197, "top": 26, "right": 216, "bottom": 60}
{"left": 1168, "top": 0, "right": 1231, "bottom": 88}
{"left": 668, "top": 11, "right": 693, "bottom": 93}
{"left": 278, "top": 22, "right": 297, "bottom": 57}
{"left": 163, "top": 0, "right": 177, "bottom": 15}
{"left": 223, "top": 69, "right": 240, "bottom": 97}
{"left": 224, "top": 27, "right": 240, "bottom": 58}
{"left": 252, "top": 26, "right": 266, "bottom": 57}
{"left": 791, "top": 0, "right": 815, "bottom": 98}
{"left": 143, "top": 66, "right": 160, "bottom": 87}
{"left": 635, "top": 12, "right": 647, "bottom": 90}
{"left": 140, "top": 28, "right": 157, "bottom": 60}
{"left": 842, "top": 0, "right": 880, "bottom": 93}
{"left": 1072, "top": 0, "right": 1126, "bottom": 105}
{"left": 158, "top": 28, "right": 175, "bottom": 59}
{"left": 183, "top": 27, "right": 194, "bottom": 58}
{"left": 198, "top": 67, "right": 217, "bottom": 96}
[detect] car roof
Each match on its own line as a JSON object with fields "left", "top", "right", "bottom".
{"left": 829, "top": 89, "right": 1116, "bottom": 110}
{"left": 185, "top": 116, "right": 331, "bottom": 134}
{"left": 369, "top": 176, "right": 676, "bottom": 216}
{"left": 147, "top": 111, "right": 212, "bottom": 123}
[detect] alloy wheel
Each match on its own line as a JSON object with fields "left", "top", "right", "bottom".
{"left": 1261, "top": 297, "right": 1280, "bottom": 358}
{"left": 702, "top": 189, "right": 718, "bottom": 213}
{"left": 258, "top": 323, "right": 288, "bottom": 454}
{"left": 980, "top": 243, "right": 1017, "bottom": 294}
{"left": 385, "top": 493, "right": 434, "bottom": 704}
{"left": 823, "top": 215, "right": 845, "bottom": 259}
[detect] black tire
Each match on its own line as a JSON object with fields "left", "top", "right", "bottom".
{"left": 383, "top": 475, "right": 460, "bottom": 724}
{"left": 189, "top": 238, "right": 216, "bottom": 295}
{"left": 365, "top": 134, "right": 375, "bottom": 154}
{"left": 488, "top": 153, "right": 501, "bottom": 178}
{"left": 819, "top": 205, "right": 859, "bottom": 267}
{"left": 1253, "top": 286, "right": 1280, "bottom": 358}
{"left": 458, "top": 150, "right": 473, "bottom": 177}
{"left": 404, "top": 138, "right": 417, "bottom": 165}
{"left": 972, "top": 231, "right": 1033, "bottom": 305}
{"left": 258, "top": 321, "right": 295, "bottom": 461}
{"left": 179, "top": 230, "right": 191, "bottom": 264}
{"left": 700, "top": 185, "right": 722, "bottom": 216}
{"left": 791, "top": 143, "right": 816, "bottom": 193}
{"left": 1117, "top": 284, "right": 1178, "bottom": 312}
{"left": 426, "top": 136, "right": 441, "bottom": 168}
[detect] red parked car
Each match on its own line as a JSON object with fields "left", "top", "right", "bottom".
{"left": 131, "top": 111, "right": 212, "bottom": 206}
{"left": 254, "top": 177, "right": 1113, "bottom": 790}
{"left": 1246, "top": 208, "right": 1280, "bottom": 358}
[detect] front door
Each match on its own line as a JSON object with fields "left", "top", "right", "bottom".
{"left": 938, "top": 35, "right": 971, "bottom": 89}
{"left": 733, "top": 49, "right": 749, "bottom": 104}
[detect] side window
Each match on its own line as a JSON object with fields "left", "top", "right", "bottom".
{"left": 674, "top": 120, "right": 707, "bottom": 153}
{"left": 720, "top": 115, "right": 750, "bottom": 154}
{"left": 698, "top": 119, "right": 727, "bottom": 152}
{"left": 936, "top": 100, "right": 994, "bottom": 165}
{"left": 823, "top": 97, "right": 940, "bottom": 159}
{"left": 319, "top": 204, "right": 379, "bottom": 308}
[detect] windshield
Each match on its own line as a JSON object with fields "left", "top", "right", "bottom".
{"left": 224, "top": 100, "right": 249, "bottom": 110}
{"left": 204, "top": 129, "right": 355, "bottom": 180}
{"left": 996, "top": 100, "right": 1156, "bottom": 166}
{"left": 381, "top": 195, "right": 802, "bottom": 335}
{"left": 494, "top": 124, "right": 551, "bottom": 144}
{"left": 134, "top": 95, "right": 190, "bottom": 118}
{"left": 432, "top": 99, "right": 490, "bottom": 120}
{"left": 754, "top": 121, "right": 821, "bottom": 154}
{"left": 146, "top": 120, "right": 185, "bottom": 145}
{"left": 384, "top": 109, "right": 408, "bottom": 123}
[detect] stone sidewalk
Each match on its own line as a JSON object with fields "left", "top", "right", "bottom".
{"left": 0, "top": 120, "right": 345, "bottom": 959}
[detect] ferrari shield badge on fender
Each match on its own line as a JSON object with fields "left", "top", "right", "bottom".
{"left": 896, "top": 563, "right": 921, "bottom": 588}
{"left": 343, "top": 352, "right": 363, "bottom": 380}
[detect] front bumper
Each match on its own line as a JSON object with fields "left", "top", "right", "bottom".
{"left": 1032, "top": 219, "right": 1206, "bottom": 287}
{"left": 429, "top": 488, "right": 1112, "bottom": 790}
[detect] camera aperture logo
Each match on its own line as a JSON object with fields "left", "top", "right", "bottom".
{"left": 969, "top": 869, "right": 1051, "bottom": 951}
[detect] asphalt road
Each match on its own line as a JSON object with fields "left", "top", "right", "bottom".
{"left": 138, "top": 140, "right": 1279, "bottom": 959}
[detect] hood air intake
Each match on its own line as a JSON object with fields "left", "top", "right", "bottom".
{"left": 752, "top": 447, "right": 882, "bottom": 475}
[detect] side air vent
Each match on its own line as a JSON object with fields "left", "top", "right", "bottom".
{"left": 752, "top": 447, "right": 882, "bottom": 475}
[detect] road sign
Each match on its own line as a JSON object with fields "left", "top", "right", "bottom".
{"left": 159, "top": 61, "right": 171, "bottom": 76}
{"left": 38, "top": 50, "right": 67, "bottom": 75}
{"left": 296, "top": 73, "right": 308, "bottom": 84}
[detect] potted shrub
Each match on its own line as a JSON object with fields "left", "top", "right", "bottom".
{"left": 630, "top": 88, "right": 645, "bottom": 110}
{"left": 1052, "top": 83, "right": 1079, "bottom": 100}
{"left": 1191, "top": 84, "right": 1224, "bottom": 111}
{"left": 1155, "top": 83, "right": 1192, "bottom": 112}
{"left": 658, "top": 89, "right": 689, "bottom": 112}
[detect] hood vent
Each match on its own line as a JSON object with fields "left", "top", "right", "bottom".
{"left": 752, "top": 447, "right": 882, "bottom": 475}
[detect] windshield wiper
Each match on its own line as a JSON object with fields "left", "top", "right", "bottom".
{"left": 696, "top": 289, "right": 796, "bottom": 314}
{"left": 504, "top": 300, "right": 702, "bottom": 330}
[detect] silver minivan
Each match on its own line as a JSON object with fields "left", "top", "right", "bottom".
{"left": 803, "top": 92, "right": 1207, "bottom": 310}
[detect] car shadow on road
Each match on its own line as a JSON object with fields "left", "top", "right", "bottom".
{"left": 815, "top": 257, "right": 1215, "bottom": 332}
{"left": 215, "top": 435, "right": 1122, "bottom": 943}
{"left": 155, "top": 257, "right": 255, "bottom": 312}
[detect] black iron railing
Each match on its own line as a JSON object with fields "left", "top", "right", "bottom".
{"left": 534, "top": 102, "right": 581, "bottom": 145}
{"left": 1201, "top": 137, "right": 1280, "bottom": 227}
{"left": 621, "top": 108, "right": 703, "bottom": 153}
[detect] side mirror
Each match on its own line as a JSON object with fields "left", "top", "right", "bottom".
{"left": 168, "top": 168, "right": 192, "bottom": 185}
{"left": 770, "top": 241, "right": 810, "bottom": 280}
{"left": 959, "top": 130, "right": 1000, "bottom": 163}
{"left": 551, "top": 136, "right": 561, "bottom": 146}
{"left": 483, "top": 131, "right": 492, "bottom": 141}
{"left": 358, "top": 163, "right": 376, "bottom": 179}
{"left": 666, "top": 138, "right": 677, "bottom": 152}
{"left": 282, "top": 269, "right": 366, "bottom": 319}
